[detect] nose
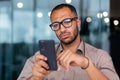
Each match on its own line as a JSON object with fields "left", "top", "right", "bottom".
{"left": 59, "top": 24, "right": 66, "bottom": 32}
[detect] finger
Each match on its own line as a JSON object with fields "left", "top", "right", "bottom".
{"left": 57, "top": 52, "right": 63, "bottom": 60}
{"left": 57, "top": 53, "right": 65, "bottom": 66}
{"left": 58, "top": 50, "right": 70, "bottom": 66}
{"left": 70, "top": 62, "right": 76, "bottom": 66}
{"left": 65, "top": 59, "right": 72, "bottom": 70}
{"left": 36, "top": 60, "right": 49, "bottom": 69}
{"left": 57, "top": 50, "right": 68, "bottom": 60}
{"left": 32, "top": 65, "right": 45, "bottom": 79}
{"left": 35, "top": 53, "right": 47, "bottom": 61}
{"left": 32, "top": 64, "right": 50, "bottom": 80}
{"left": 57, "top": 50, "right": 69, "bottom": 61}
{"left": 57, "top": 67, "right": 61, "bottom": 71}
{"left": 32, "top": 69, "right": 45, "bottom": 79}
{"left": 63, "top": 54, "right": 71, "bottom": 69}
{"left": 38, "top": 67, "right": 50, "bottom": 75}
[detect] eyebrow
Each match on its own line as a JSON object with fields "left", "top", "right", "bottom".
{"left": 52, "top": 17, "right": 72, "bottom": 23}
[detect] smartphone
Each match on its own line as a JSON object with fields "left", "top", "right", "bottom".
{"left": 39, "top": 40, "right": 58, "bottom": 70}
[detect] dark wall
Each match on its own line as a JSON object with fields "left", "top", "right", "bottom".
{"left": 110, "top": 0, "right": 120, "bottom": 77}
{"left": 110, "top": 0, "right": 120, "bottom": 18}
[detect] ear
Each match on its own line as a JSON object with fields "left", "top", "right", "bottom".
{"left": 77, "top": 18, "right": 81, "bottom": 28}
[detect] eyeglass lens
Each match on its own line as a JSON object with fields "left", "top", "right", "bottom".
{"left": 50, "top": 17, "right": 77, "bottom": 31}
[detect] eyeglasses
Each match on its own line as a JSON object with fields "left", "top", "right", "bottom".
{"left": 49, "top": 17, "right": 78, "bottom": 31}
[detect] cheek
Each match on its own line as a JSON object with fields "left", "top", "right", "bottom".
{"left": 71, "top": 26, "right": 78, "bottom": 35}
{"left": 70, "top": 26, "right": 76, "bottom": 32}
{"left": 55, "top": 31, "right": 60, "bottom": 37}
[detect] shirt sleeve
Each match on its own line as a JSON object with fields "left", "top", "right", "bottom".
{"left": 17, "top": 56, "right": 35, "bottom": 80}
{"left": 97, "top": 49, "right": 120, "bottom": 80}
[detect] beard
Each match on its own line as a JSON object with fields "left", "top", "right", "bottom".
{"left": 57, "top": 27, "right": 79, "bottom": 45}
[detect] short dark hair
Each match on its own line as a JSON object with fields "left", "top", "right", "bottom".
{"left": 50, "top": 4, "right": 78, "bottom": 18}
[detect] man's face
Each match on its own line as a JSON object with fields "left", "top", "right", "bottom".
{"left": 51, "top": 7, "right": 80, "bottom": 45}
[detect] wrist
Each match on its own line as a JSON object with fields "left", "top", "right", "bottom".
{"left": 81, "top": 57, "right": 89, "bottom": 69}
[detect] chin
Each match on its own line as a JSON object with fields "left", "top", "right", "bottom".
{"left": 61, "top": 39, "right": 73, "bottom": 45}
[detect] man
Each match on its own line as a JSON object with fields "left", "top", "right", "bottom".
{"left": 17, "top": 4, "right": 119, "bottom": 80}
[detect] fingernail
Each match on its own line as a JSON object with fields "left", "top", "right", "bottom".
{"left": 45, "top": 57, "right": 47, "bottom": 60}
{"left": 57, "top": 67, "right": 61, "bottom": 71}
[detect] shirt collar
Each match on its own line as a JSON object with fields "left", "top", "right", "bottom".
{"left": 56, "top": 40, "right": 85, "bottom": 56}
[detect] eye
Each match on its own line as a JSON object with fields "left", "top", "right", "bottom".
{"left": 52, "top": 23, "right": 59, "bottom": 28}
{"left": 63, "top": 18, "right": 71, "bottom": 24}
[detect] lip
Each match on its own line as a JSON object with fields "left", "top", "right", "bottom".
{"left": 60, "top": 33, "right": 69, "bottom": 39}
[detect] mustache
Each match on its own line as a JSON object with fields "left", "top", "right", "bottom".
{"left": 59, "top": 32, "right": 69, "bottom": 36}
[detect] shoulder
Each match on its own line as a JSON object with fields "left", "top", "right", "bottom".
{"left": 85, "top": 42, "right": 109, "bottom": 56}
{"left": 85, "top": 42, "right": 111, "bottom": 64}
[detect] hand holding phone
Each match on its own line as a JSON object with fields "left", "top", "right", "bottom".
{"left": 39, "top": 40, "right": 58, "bottom": 70}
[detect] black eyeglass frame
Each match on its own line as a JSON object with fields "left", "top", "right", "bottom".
{"left": 49, "top": 17, "right": 78, "bottom": 31}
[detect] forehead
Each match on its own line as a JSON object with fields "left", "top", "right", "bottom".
{"left": 51, "top": 7, "right": 75, "bottom": 22}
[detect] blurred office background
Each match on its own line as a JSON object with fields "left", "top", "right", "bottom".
{"left": 0, "top": 0, "right": 120, "bottom": 80}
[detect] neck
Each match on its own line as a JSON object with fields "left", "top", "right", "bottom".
{"left": 62, "top": 35, "right": 81, "bottom": 52}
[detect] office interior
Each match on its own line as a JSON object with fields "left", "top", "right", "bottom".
{"left": 0, "top": 0, "right": 120, "bottom": 80}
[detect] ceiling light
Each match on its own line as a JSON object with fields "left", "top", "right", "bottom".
{"left": 97, "top": 13, "right": 103, "bottom": 18}
{"left": 17, "top": 2, "right": 24, "bottom": 8}
{"left": 113, "top": 20, "right": 119, "bottom": 26}
{"left": 48, "top": 12, "right": 51, "bottom": 17}
{"left": 103, "top": 11, "right": 108, "bottom": 17}
{"left": 37, "top": 12, "right": 43, "bottom": 18}
{"left": 86, "top": 17, "right": 92, "bottom": 23}
{"left": 65, "top": 0, "right": 72, "bottom": 4}
{"left": 104, "top": 18, "right": 109, "bottom": 23}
